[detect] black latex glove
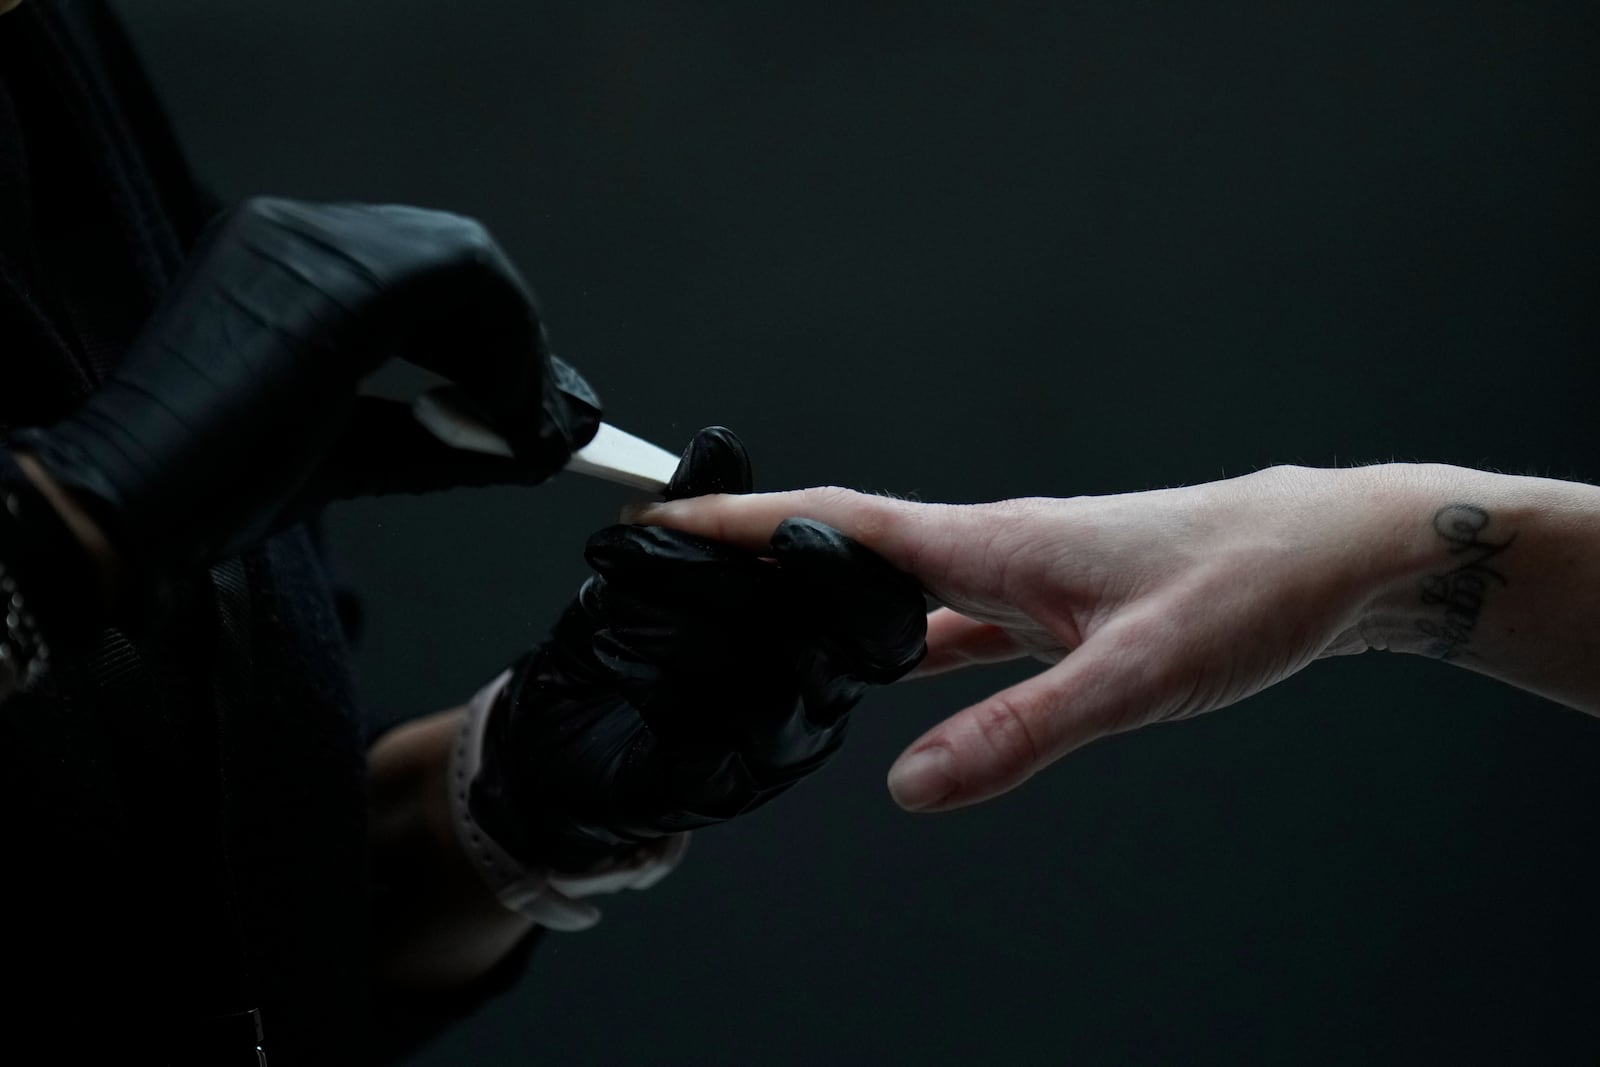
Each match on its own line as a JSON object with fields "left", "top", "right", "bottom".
{"left": 470, "top": 427, "right": 928, "bottom": 871}
{"left": 11, "top": 197, "right": 600, "bottom": 599}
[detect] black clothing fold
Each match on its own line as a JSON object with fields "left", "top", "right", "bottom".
{"left": 0, "top": 3, "right": 509, "bottom": 1060}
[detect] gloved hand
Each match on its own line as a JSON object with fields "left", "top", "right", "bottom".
{"left": 9, "top": 197, "right": 599, "bottom": 608}
{"left": 467, "top": 427, "right": 929, "bottom": 872}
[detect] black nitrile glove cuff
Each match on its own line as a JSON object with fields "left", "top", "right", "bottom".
{"left": 471, "top": 636, "right": 693, "bottom": 873}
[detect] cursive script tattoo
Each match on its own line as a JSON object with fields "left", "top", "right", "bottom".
{"left": 1414, "top": 503, "right": 1515, "bottom": 661}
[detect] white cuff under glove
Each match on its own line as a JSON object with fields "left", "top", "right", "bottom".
{"left": 449, "top": 671, "right": 689, "bottom": 931}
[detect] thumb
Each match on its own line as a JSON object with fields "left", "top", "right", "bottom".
{"left": 302, "top": 396, "right": 555, "bottom": 503}
{"left": 887, "top": 617, "right": 1171, "bottom": 812}
{"left": 663, "top": 426, "right": 753, "bottom": 500}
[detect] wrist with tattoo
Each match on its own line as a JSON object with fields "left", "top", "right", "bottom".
{"left": 1340, "top": 465, "right": 1516, "bottom": 660}
{"left": 1411, "top": 503, "right": 1514, "bottom": 663}
{"left": 1341, "top": 462, "right": 1600, "bottom": 712}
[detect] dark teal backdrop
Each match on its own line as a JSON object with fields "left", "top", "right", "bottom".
{"left": 117, "top": 3, "right": 1599, "bottom": 1063}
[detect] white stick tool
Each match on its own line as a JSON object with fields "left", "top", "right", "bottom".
{"left": 412, "top": 389, "right": 681, "bottom": 493}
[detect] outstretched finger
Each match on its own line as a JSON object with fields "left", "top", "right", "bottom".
{"left": 632, "top": 487, "right": 983, "bottom": 584}
{"left": 912, "top": 608, "right": 1029, "bottom": 679}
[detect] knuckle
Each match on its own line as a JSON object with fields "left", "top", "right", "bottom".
{"left": 225, "top": 195, "right": 289, "bottom": 237}
{"left": 813, "top": 486, "right": 901, "bottom": 548}
{"left": 971, "top": 695, "right": 1042, "bottom": 783}
{"left": 805, "top": 484, "right": 865, "bottom": 514}
{"left": 450, "top": 213, "right": 494, "bottom": 251}
{"left": 441, "top": 215, "right": 501, "bottom": 271}
{"left": 234, "top": 194, "right": 278, "bottom": 220}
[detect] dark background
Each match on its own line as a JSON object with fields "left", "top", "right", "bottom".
{"left": 116, "top": 3, "right": 1599, "bottom": 1063}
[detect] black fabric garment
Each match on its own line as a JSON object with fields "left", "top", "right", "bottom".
{"left": 0, "top": 3, "right": 506, "bottom": 1060}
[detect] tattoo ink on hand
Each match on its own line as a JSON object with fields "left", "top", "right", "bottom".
{"left": 1414, "top": 503, "right": 1514, "bottom": 661}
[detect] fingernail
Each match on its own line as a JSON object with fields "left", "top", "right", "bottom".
{"left": 620, "top": 501, "right": 662, "bottom": 524}
{"left": 888, "top": 746, "right": 957, "bottom": 812}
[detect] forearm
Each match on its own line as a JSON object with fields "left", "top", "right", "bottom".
{"left": 367, "top": 708, "right": 536, "bottom": 992}
{"left": 12, "top": 452, "right": 119, "bottom": 598}
{"left": 1339, "top": 463, "right": 1600, "bottom": 712}
{"left": 21, "top": 452, "right": 544, "bottom": 984}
